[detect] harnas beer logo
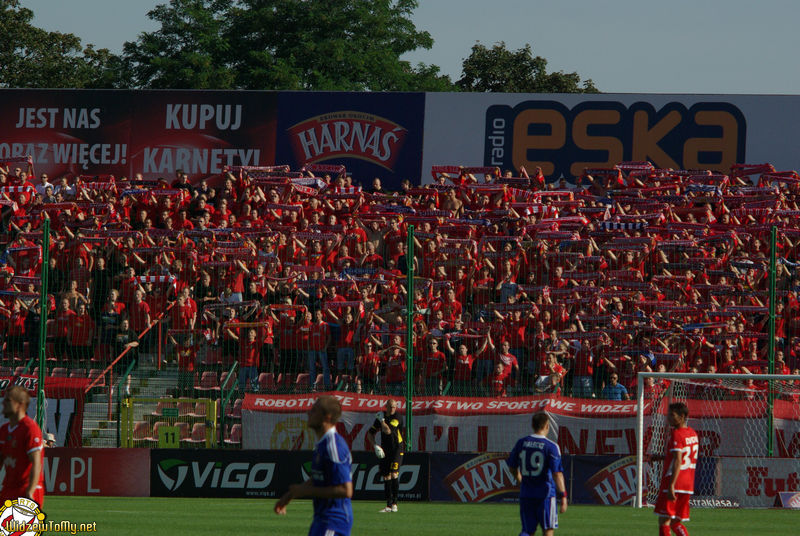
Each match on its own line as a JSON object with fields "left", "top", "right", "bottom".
{"left": 443, "top": 453, "right": 518, "bottom": 502}
{"left": 157, "top": 458, "right": 275, "bottom": 492}
{"left": 485, "top": 101, "right": 746, "bottom": 177}
{"left": 288, "top": 111, "right": 407, "bottom": 170}
{"left": 586, "top": 455, "right": 640, "bottom": 505}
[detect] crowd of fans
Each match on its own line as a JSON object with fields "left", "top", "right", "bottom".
{"left": 0, "top": 157, "right": 799, "bottom": 400}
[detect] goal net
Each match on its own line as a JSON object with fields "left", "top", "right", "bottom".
{"left": 636, "top": 372, "right": 800, "bottom": 509}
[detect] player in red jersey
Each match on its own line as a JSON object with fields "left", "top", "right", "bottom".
{"left": 654, "top": 402, "right": 698, "bottom": 536}
{"left": 0, "top": 386, "right": 44, "bottom": 505}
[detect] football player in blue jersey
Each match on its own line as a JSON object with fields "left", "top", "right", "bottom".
{"left": 275, "top": 395, "right": 354, "bottom": 536}
{"left": 507, "top": 411, "right": 568, "bottom": 536}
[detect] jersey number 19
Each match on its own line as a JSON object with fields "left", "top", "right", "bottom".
{"left": 519, "top": 450, "right": 545, "bottom": 477}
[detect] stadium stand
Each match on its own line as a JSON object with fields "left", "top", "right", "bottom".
{"left": 2, "top": 158, "right": 800, "bottom": 447}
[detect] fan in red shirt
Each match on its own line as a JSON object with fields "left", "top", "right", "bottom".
{"left": 654, "top": 402, "right": 699, "bottom": 536}
{"left": 169, "top": 332, "right": 200, "bottom": 397}
{"left": 382, "top": 345, "right": 407, "bottom": 396}
{"left": 356, "top": 341, "right": 381, "bottom": 394}
{"left": 417, "top": 338, "right": 448, "bottom": 395}
{"left": 67, "top": 302, "right": 95, "bottom": 366}
{"left": 0, "top": 386, "right": 44, "bottom": 505}
{"left": 483, "top": 362, "right": 510, "bottom": 397}
{"left": 237, "top": 328, "right": 262, "bottom": 392}
{"left": 447, "top": 340, "right": 475, "bottom": 396}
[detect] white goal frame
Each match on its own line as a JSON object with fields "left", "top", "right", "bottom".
{"left": 635, "top": 371, "right": 800, "bottom": 508}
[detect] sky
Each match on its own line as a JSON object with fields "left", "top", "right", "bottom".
{"left": 23, "top": 0, "right": 800, "bottom": 95}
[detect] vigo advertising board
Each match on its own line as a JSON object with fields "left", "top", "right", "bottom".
{"left": 422, "top": 93, "right": 800, "bottom": 181}
{"left": 150, "top": 449, "right": 429, "bottom": 500}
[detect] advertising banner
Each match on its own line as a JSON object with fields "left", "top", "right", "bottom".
{"left": 150, "top": 449, "right": 429, "bottom": 500}
{"left": 0, "top": 89, "right": 133, "bottom": 177}
{"left": 275, "top": 92, "right": 425, "bottom": 189}
{"left": 423, "top": 93, "right": 800, "bottom": 182}
{"left": 0, "top": 375, "right": 87, "bottom": 448}
{"left": 720, "top": 457, "right": 800, "bottom": 508}
{"left": 128, "top": 91, "right": 276, "bottom": 179}
{"left": 36, "top": 448, "right": 150, "bottom": 497}
{"left": 0, "top": 90, "right": 277, "bottom": 180}
{"left": 427, "top": 452, "right": 635, "bottom": 505}
{"left": 243, "top": 392, "right": 800, "bottom": 457}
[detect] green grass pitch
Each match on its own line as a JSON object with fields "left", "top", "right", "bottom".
{"left": 44, "top": 496, "right": 797, "bottom": 535}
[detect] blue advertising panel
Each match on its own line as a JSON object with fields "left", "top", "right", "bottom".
{"left": 275, "top": 92, "right": 425, "bottom": 189}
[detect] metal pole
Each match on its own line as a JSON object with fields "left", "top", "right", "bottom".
{"left": 405, "top": 225, "right": 414, "bottom": 452}
{"left": 767, "top": 225, "right": 777, "bottom": 456}
{"left": 635, "top": 371, "right": 645, "bottom": 508}
{"left": 36, "top": 219, "right": 50, "bottom": 429}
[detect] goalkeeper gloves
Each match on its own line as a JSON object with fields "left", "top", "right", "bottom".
{"left": 374, "top": 444, "right": 385, "bottom": 459}
{"left": 375, "top": 412, "right": 385, "bottom": 422}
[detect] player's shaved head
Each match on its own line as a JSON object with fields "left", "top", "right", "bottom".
{"left": 5, "top": 386, "right": 30, "bottom": 408}
{"left": 531, "top": 411, "right": 550, "bottom": 433}
{"left": 316, "top": 395, "right": 342, "bottom": 423}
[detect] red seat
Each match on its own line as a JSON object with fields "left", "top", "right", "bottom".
{"left": 178, "top": 401, "right": 195, "bottom": 416}
{"left": 151, "top": 401, "right": 176, "bottom": 417}
{"left": 176, "top": 421, "right": 191, "bottom": 441}
{"left": 0, "top": 367, "right": 12, "bottom": 377}
{"left": 185, "top": 423, "right": 207, "bottom": 445}
{"left": 314, "top": 374, "right": 328, "bottom": 391}
{"left": 295, "top": 373, "right": 310, "bottom": 392}
{"left": 226, "top": 398, "right": 242, "bottom": 419}
{"left": 147, "top": 421, "right": 170, "bottom": 445}
{"left": 188, "top": 401, "right": 208, "bottom": 418}
{"left": 13, "top": 366, "right": 26, "bottom": 376}
{"left": 132, "top": 421, "right": 150, "bottom": 441}
{"left": 69, "top": 368, "right": 87, "bottom": 378}
{"left": 258, "top": 372, "right": 275, "bottom": 392}
{"left": 51, "top": 367, "right": 68, "bottom": 378}
{"left": 87, "top": 369, "right": 106, "bottom": 387}
{"left": 224, "top": 423, "right": 242, "bottom": 446}
{"left": 194, "top": 371, "right": 220, "bottom": 394}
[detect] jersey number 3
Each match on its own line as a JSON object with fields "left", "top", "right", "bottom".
{"left": 519, "top": 450, "right": 545, "bottom": 477}
{"left": 679, "top": 444, "right": 698, "bottom": 471}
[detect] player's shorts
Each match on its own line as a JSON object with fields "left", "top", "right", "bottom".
{"left": 520, "top": 496, "right": 558, "bottom": 534}
{"left": 654, "top": 491, "right": 691, "bottom": 522}
{"left": 308, "top": 522, "right": 349, "bottom": 536}
{"left": 379, "top": 450, "right": 403, "bottom": 476}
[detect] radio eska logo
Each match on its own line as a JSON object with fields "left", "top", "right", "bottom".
{"left": 484, "top": 100, "right": 746, "bottom": 178}
{"left": 287, "top": 111, "right": 408, "bottom": 170}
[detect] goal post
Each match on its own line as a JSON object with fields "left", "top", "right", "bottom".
{"left": 635, "top": 372, "right": 800, "bottom": 509}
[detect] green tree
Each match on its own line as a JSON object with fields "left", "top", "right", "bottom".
{"left": 122, "top": 0, "right": 454, "bottom": 91}
{"left": 121, "top": 0, "right": 235, "bottom": 89}
{"left": 457, "top": 42, "right": 598, "bottom": 93}
{"left": 0, "top": 0, "right": 117, "bottom": 88}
